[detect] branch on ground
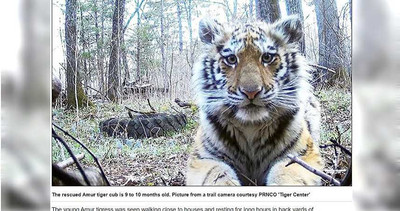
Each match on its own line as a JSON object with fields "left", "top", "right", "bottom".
{"left": 56, "top": 153, "right": 85, "bottom": 169}
{"left": 125, "top": 106, "right": 156, "bottom": 115}
{"left": 147, "top": 99, "right": 156, "bottom": 112}
{"left": 286, "top": 154, "right": 341, "bottom": 186}
{"left": 52, "top": 124, "right": 111, "bottom": 186}
{"left": 320, "top": 139, "right": 352, "bottom": 156}
{"left": 52, "top": 129, "right": 91, "bottom": 185}
{"left": 310, "top": 64, "right": 336, "bottom": 73}
{"left": 84, "top": 84, "right": 111, "bottom": 102}
{"left": 174, "top": 98, "right": 195, "bottom": 108}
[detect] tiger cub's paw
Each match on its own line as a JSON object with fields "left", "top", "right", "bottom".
{"left": 202, "top": 167, "right": 241, "bottom": 186}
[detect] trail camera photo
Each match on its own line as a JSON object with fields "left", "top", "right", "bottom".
{"left": 52, "top": 0, "right": 351, "bottom": 186}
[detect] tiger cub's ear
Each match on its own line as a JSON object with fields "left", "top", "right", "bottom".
{"left": 271, "top": 15, "right": 303, "bottom": 44}
{"left": 199, "top": 18, "right": 226, "bottom": 44}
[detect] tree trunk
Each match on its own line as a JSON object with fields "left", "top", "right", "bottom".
{"left": 160, "top": 0, "right": 168, "bottom": 92}
{"left": 249, "top": 0, "right": 254, "bottom": 20}
{"left": 121, "top": 36, "right": 129, "bottom": 86}
{"left": 52, "top": 76, "right": 62, "bottom": 103}
{"left": 187, "top": 0, "right": 192, "bottom": 50}
{"left": 79, "top": 6, "right": 88, "bottom": 95}
{"left": 94, "top": 0, "right": 105, "bottom": 96}
{"left": 108, "top": 0, "right": 125, "bottom": 102}
{"left": 223, "top": 0, "right": 231, "bottom": 21}
{"left": 314, "top": 0, "right": 342, "bottom": 80}
{"left": 349, "top": 0, "right": 352, "bottom": 24}
{"left": 183, "top": 0, "right": 194, "bottom": 66}
{"left": 176, "top": 0, "right": 183, "bottom": 52}
{"left": 136, "top": 0, "right": 141, "bottom": 83}
{"left": 256, "top": 0, "right": 281, "bottom": 23}
{"left": 101, "top": 0, "right": 106, "bottom": 93}
{"left": 123, "top": 0, "right": 145, "bottom": 34}
{"left": 285, "top": 0, "right": 305, "bottom": 54}
{"left": 233, "top": 0, "right": 238, "bottom": 18}
{"left": 65, "top": 0, "right": 90, "bottom": 108}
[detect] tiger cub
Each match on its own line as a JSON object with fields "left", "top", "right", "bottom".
{"left": 186, "top": 15, "right": 323, "bottom": 186}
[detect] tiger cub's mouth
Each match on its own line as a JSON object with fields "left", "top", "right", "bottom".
{"left": 242, "top": 103, "right": 259, "bottom": 109}
{"left": 238, "top": 99, "right": 266, "bottom": 109}
{"left": 238, "top": 102, "right": 266, "bottom": 114}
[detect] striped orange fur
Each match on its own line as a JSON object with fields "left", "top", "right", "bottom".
{"left": 187, "top": 16, "right": 323, "bottom": 186}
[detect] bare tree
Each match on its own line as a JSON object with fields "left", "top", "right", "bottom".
{"left": 233, "top": 0, "right": 238, "bottom": 18}
{"left": 314, "top": 0, "right": 342, "bottom": 80}
{"left": 256, "top": 0, "right": 281, "bottom": 23}
{"left": 249, "top": 0, "right": 254, "bottom": 20}
{"left": 349, "top": 0, "right": 352, "bottom": 23}
{"left": 122, "top": 0, "right": 146, "bottom": 83}
{"left": 101, "top": 0, "right": 106, "bottom": 92}
{"left": 183, "top": 0, "right": 194, "bottom": 66}
{"left": 94, "top": 0, "right": 105, "bottom": 95}
{"left": 65, "top": 0, "right": 90, "bottom": 108}
{"left": 124, "top": 0, "right": 145, "bottom": 33}
{"left": 176, "top": 0, "right": 183, "bottom": 52}
{"left": 136, "top": 0, "right": 142, "bottom": 83}
{"left": 79, "top": 4, "right": 89, "bottom": 95}
{"left": 121, "top": 36, "right": 129, "bottom": 86}
{"left": 221, "top": 0, "right": 232, "bottom": 21}
{"left": 285, "top": 0, "right": 305, "bottom": 53}
{"left": 160, "top": 0, "right": 169, "bottom": 92}
{"left": 108, "top": 0, "right": 126, "bottom": 102}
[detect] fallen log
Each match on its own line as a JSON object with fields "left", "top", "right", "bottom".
{"left": 56, "top": 153, "right": 85, "bottom": 169}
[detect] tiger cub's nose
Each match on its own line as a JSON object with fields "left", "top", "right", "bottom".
{"left": 240, "top": 86, "right": 262, "bottom": 100}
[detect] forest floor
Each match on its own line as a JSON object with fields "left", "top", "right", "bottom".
{"left": 52, "top": 87, "right": 351, "bottom": 186}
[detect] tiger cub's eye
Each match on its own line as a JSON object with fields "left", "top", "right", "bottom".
{"left": 225, "top": 55, "right": 237, "bottom": 65}
{"left": 261, "top": 53, "right": 274, "bottom": 64}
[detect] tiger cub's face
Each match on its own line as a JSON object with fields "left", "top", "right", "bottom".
{"left": 195, "top": 16, "right": 308, "bottom": 123}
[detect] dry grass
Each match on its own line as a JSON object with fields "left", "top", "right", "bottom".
{"left": 52, "top": 87, "right": 351, "bottom": 186}
{"left": 52, "top": 95, "right": 198, "bottom": 186}
{"left": 317, "top": 88, "right": 352, "bottom": 185}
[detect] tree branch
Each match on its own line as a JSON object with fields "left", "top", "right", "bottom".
{"left": 174, "top": 98, "right": 194, "bottom": 108}
{"left": 123, "top": 0, "right": 146, "bottom": 33}
{"left": 286, "top": 154, "right": 341, "bottom": 186}
{"left": 52, "top": 124, "right": 111, "bottom": 186}
{"left": 147, "top": 99, "right": 156, "bottom": 112}
{"left": 320, "top": 139, "right": 352, "bottom": 157}
{"left": 125, "top": 106, "right": 155, "bottom": 115}
{"left": 310, "top": 63, "right": 336, "bottom": 73}
{"left": 56, "top": 153, "right": 85, "bottom": 169}
{"left": 52, "top": 129, "right": 91, "bottom": 185}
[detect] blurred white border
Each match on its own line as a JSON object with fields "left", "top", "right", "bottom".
{"left": 1, "top": 0, "right": 400, "bottom": 210}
